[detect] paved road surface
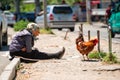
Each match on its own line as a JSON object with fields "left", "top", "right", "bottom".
{"left": 0, "top": 46, "right": 10, "bottom": 75}
{"left": 0, "top": 26, "right": 15, "bottom": 75}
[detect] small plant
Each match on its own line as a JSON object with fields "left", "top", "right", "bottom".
{"left": 88, "top": 51, "right": 106, "bottom": 59}
{"left": 16, "top": 63, "right": 24, "bottom": 70}
{"left": 89, "top": 51, "right": 119, "bottom": 64}
{"left": 14, "top": 20, "right": 29, "bottom": 31}
{"left": 103, "top": 53, "right": 118, "bottom": 64}
{"left": 40, "top": 28, "right": 54, "bottom": 34}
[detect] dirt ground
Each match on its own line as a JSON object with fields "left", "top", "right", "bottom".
{"left": 15, "top": 30, "right": 120, "bottom": 80}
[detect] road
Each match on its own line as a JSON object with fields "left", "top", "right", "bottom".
{"left": 0, "top": 45, "right": 10, "bottom": 75}
{"left": 0, "top": 26, "right": 15, "bottom": 75}
{"left": 0, "top": 22, "right": 120, "bottom": 75}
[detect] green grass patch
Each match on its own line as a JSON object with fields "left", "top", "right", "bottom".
{"left": 88, "top": 51, "right": 106, "bottom": 59}
{"left": 88, "top": 51, "right": 119, "bottom": 64}
{"left": 40, "top": 28, "right": 54, "bottom": 34}
{"left": 14, "top": 20, "right": 29, "bottom": 31}
{"left": 103, "top": 53, "right": 118, "bottom": 64}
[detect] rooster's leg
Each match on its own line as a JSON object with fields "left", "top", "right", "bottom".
{"left": 82, "top": 55, "right": 85, "bottom": 60}
{"left": 86, "top": 54, "right": 89, "bottom": 60}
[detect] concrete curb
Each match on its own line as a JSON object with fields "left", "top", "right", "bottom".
{"left": 93, "top": 65, "right": 120, "bottom": 71}
{"left": 0, "top": 58, "right": 20, "bottom": 80}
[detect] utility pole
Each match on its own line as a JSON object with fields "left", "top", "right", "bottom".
{"left": 43, "top": 0, "right": 48, "bottom": 28}
{"left": 86, "top": 0, "right": 91, "bottom": 24}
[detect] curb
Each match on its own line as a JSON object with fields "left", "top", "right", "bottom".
{"left": 0, "top": 58, "right": 20, "bottom": 80}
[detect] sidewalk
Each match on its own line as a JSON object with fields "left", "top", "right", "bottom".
{"left": 0, "top": 23, "right": 120, "bottom": 80}
{"left": 15, "top": 29, "right": 120, "bottom": 80}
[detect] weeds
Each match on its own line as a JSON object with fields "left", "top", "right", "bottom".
{"left": 40, "top": 28, "right": 54, "bottom": 34}
{"left": 88, "top": 51, "right": 106, "bottom": 59}
{"left": 88, "top": 51, "right": 119, "bottom": 64}
{"left": 103, "top": 54, "right": 118, "bottom": 64}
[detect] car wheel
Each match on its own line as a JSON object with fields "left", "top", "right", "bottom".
{"left": 69, "top": 27, "right": 74, "bottom": 31}
{"left": 2, "top": 31, "right": 8, "bottom": 46}
{"left": 58, "top": 28, "right": 62, "bottom": 31}
{"left": 111, "top": 29, "right": 115, "bottom": 38}
{"left": 111, "top": 31, "right": 115, "bottom": 38}
{"left": 0, "top": 25, "right": 2, "bottom": 49}
{"left": 109, "top": 26, "right": 115, "bottom": 38}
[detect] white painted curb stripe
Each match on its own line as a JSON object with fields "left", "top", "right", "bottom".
{"left": 0, "top": 58, "right": 20, "bottom": 80}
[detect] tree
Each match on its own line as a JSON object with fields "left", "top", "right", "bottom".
{"left": 14, "top": 0, "right": 21, "bottom": 21}
{"left": 14, "top": 0, "right": 20, "bottom": 13}
{"left": 47, "top": 0, "right": 82, "bottom": 5}
{"left": 0, "top": 0, "right": 12, "bottom": 10}
{"left": 0, "top": 0, "right": 13, "bottom": 5}
{"left": 35, "top": 0, "right": 41, "bottom": 16}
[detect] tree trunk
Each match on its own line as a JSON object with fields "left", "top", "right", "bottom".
{"left": 14, "top": 0, "right": 20, "bottom": 21}
{"left": 35, "top": 0, "right": 41, "bottom": 17}
{"left": 43, "top": 0, "right": 48, "bottom": 28}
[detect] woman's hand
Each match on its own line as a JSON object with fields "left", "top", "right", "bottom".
{"left": 21, "top": 48, "right": 26, "bottom": 52}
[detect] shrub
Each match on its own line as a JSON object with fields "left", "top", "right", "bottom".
{"left": 14, "top": 20, "right": 29, "bottom": 31}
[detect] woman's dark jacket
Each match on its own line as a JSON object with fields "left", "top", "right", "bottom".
{"left": 9, "top": 29, "right": 34, "bottom": 53}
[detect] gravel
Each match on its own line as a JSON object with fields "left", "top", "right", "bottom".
{"left": 15, "top": 29, "right": 120, "bottom": 80}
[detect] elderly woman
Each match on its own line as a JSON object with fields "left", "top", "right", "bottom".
{"left": 9, "top": 23, "right": 65, "bottom": 61}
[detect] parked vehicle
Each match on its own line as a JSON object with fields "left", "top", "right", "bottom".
{"left": 14, "top": 12, "right": 35, "bottom": 22}
{"left": 91, "top": 8, "right": 106, "bottom": 22}
{"left": 72, "top": 4, "right": 82, "bottom": 22}
{"left": 14, "top": 12, "right": 27, "bottom": 21}
{"left": 26, "top": 12, "right": 35, "bottom": 22}
{"left": 4, "top": 11, "right": 16, "bottom": 27}
{"left": 35, "top": 5, "right": 76, "bottom": 31}
{"left": 109, "top": 3, "right": 120, "bottom": 38}
{"left": 0, "top": 10, "right": 8, "bottom": 49}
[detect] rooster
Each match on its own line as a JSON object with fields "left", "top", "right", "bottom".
{"left": 76, "top": 32, "right": 98, "bottom": 60}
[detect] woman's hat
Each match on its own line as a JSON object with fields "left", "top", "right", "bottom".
{"left": 27, "top": 23, "right": 39, "bottom": 30}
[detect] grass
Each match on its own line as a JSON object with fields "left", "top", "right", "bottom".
{"left": 88, "top": 51, "right": 106, "bottom": 59}
{"left": 88, "top": 51, "right": 119, "bottom": 64}
{"left": 103, "top": 54, "right": 119, "bottom": 64}
{"left": 40, "top": 28, "right": 54, "bottom": 34}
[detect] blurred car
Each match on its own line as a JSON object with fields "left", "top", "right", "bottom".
{"left": 14, "top": 12, "right": 27, "bottom": 21}
{"left": 14, "top": 12, "right": 35, "bottom": 22}
{"left": 72, "top": 4, "right": 82, "bottom": 22}
{"left": 26, "top": 12, "right": 35, "bottom": 22}
{"left": 109, "top": 3, "right": 120, "bottom": 38}
{"left": 35, "top": 4, "right": 76, "bottom": 31}
{"left": 0, "top": 10, "right": 8, "bottom": 49}
{"left": 91, "top": 8, "right": 106, "bottom": 22}
{"left": 4, "top": 11, "right": 16, "bottom": 27}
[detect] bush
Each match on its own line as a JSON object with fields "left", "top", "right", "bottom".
{"left": 14, "top": 20, "right": 29, "bottom": 31}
